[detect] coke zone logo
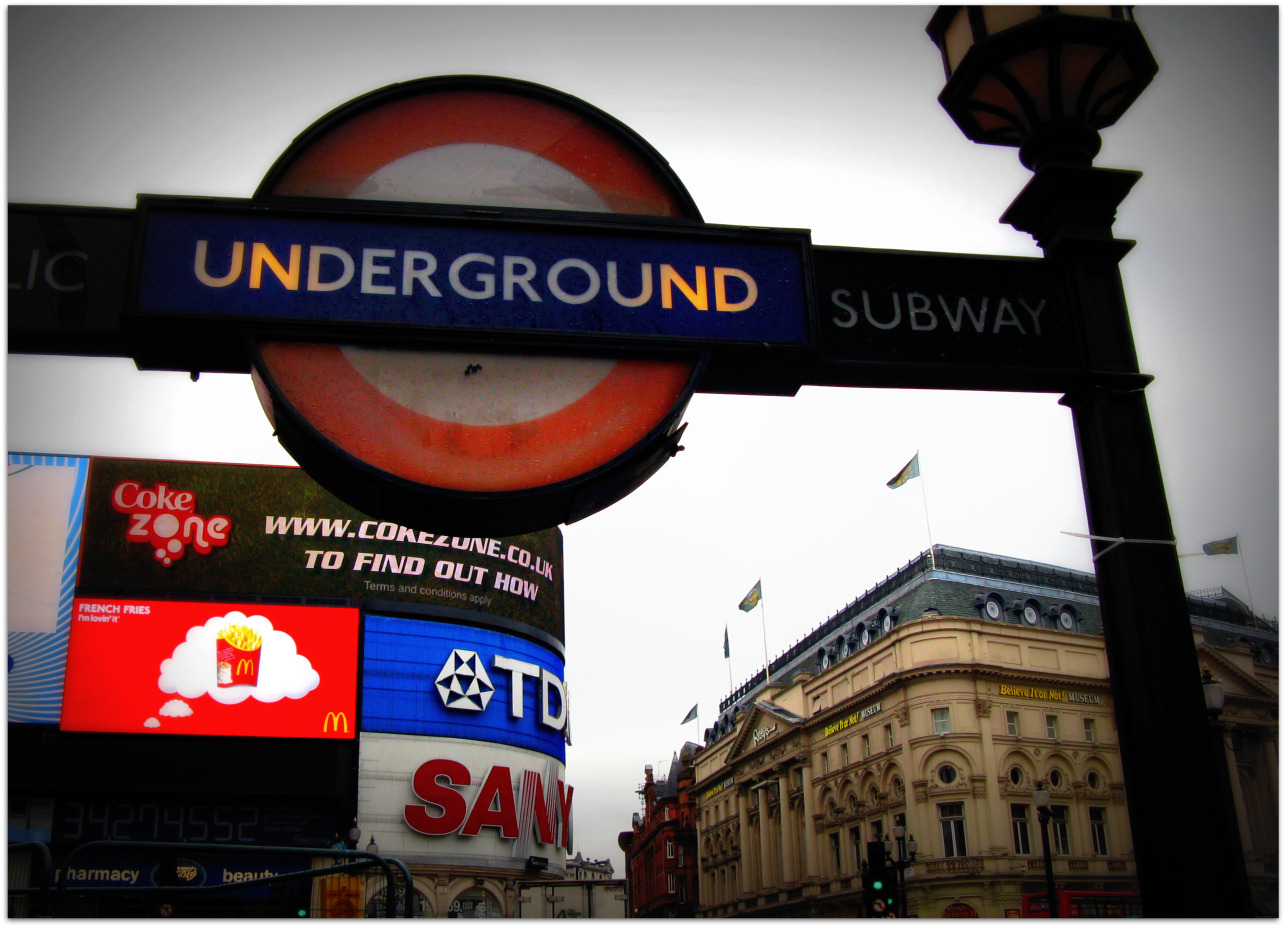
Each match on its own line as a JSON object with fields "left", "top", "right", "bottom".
{"left": 111, "top": 481, "right": 231, "bottom": 566}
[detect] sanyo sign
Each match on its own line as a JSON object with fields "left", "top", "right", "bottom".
{"left": 404, "top": 757, "right": 573, "bottom": 853}
{"left": 357, "top": 733, "right": 570, "bottom": 871}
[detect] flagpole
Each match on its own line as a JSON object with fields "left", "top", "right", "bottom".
{"left": 726, "top": 626, "right": 734, "bottom": 691}
{"left": 917, "top": 449, "right": 936, "bottom": 570}
{"left": 760, "top": 593, "right": 771, "bottom": 686}
{"left": 1238, "top": 539, "right": 1256, "bottom": 617}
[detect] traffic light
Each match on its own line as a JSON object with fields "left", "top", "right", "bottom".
{"left": 864, "top": 841, "right": 897, "bottom": 917}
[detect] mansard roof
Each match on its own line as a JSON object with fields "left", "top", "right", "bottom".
{"left": 706, "top": 544, "right": 1276, "bottom": 744}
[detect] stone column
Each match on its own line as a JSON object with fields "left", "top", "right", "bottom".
{"left": 737, "top": 788, "right": 751, "bottom": 897}
{"left": 777, "top": 769, "right": 797, "bottom": 885}
{"left": 756, "top": 784, "right": 775, "bottom": 890}
{"left": 800, "top": 761, "right": 819, "bottom": 881}
{"left": 973, "top": 696, "right": 1001, "bottom": 855}
{"left": 1223, "top": 730, "right": 1255, "bottom": 853}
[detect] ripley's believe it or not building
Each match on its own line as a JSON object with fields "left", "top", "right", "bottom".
{"left": 7, "top": 454, "right": 578, "bottom": 917}
{"left": 629, "top": 544, "right": 1277, "bottom": 918}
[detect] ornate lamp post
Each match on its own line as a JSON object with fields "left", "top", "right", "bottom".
{"left": 927, "top": 7, "right": 1253, "bottom": 917}
{"left": 882, "top": 825, "right": 918, "bottom": 918}
{"left": 1032, "top": 781, "right": 1058, "bottom": 918}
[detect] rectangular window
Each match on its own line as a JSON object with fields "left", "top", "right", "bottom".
{"left": 850, "top": 826, "right": 861, "bottom": 870}
{"left": 939, "top": 803, "right": 968, "bottom": 857}
{"left": 666, "top": 837, "right": 675, "bottom": 859}
{"left": 1006, "top": 710, "right": 1020, "bottom": 736}
{"left": 932, "top": 707, "right": 951, "bottom": 734}
{"left": 677, "top": 844, "right": 685, "bottom": 866}
{"left": 1010, "top": 804, "right": 1032, "bottom": 855}
{"left": 1050, "top": 805, "right": 1071, "bottom": 855}
{"left": 885, "top": 723, "right": 895, "bottom": 750}
{"left": 863, "top": 733, "right": 872, "bottom": 758}
{"left": 822, "top": 750, "right": 830, "bottom": 773}
{"left": 1083, "top": 717, "right": 1096, "bottom": 742}
{"left": 1089, "top": 807, "right": 1108, "bottom": 856}
{"left": 667, "top": 872, "right": 676, "bottom": 894}
{"left": 841, "top": 743, "right": 850, "bottom": 765}
{"left": 830, "top": 832, "right": 842, "bottom": 874}
{"left": 1045, "top": 714, "right": 1059, "bottom": 739}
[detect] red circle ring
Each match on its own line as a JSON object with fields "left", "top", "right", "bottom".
{"left": 251, "top": 77, "right": 702, "bottom": 530}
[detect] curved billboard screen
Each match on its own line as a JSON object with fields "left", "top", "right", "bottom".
{"left": 362, "top": 615, "right": 567, "bottom": 762}
{"left": 75, "top": 457, "right": 564, "bottom": 642}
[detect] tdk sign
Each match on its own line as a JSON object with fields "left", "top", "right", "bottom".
{"left": 435, "top": 647, "right": 568, "bottom": 733}
{"left": 131, "top": 197, "right": 812, "bottom": 347}
{"left": 363, "top": 616, "right": 569, "bottom": 761}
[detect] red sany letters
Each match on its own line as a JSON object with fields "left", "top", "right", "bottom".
{"left": 404, "top": 759, "right": 572, "bottom": 850}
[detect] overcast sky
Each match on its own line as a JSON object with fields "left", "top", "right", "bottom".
{"left": 7, "top": 5, "right": 1277, "bottom": 873}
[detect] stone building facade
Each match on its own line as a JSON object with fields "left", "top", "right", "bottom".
{"left": 688, "top": 546, "right": 1277, "bottom": 917}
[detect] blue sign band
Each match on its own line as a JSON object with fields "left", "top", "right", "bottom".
{"left": 362, "top": 615, "right": 567, "bottom": 761}
{"left": 135, "top": 206, "right": 811, "bottom": 346}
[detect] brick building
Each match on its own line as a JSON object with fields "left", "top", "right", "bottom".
{"left": 619, "top": 744, "right": 701, "bottom": 916}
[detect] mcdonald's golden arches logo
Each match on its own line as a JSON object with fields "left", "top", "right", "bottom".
{"left": 236, "top": 658, "right": 256, "bottom": 675}
{"left": 323, "top": 711, "right": 349, "bottom": 733}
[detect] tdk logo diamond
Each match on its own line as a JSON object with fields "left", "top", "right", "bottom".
{"left": 435, "top": 649, "right": 495, "bottom": 711}
{"left": 434, "top": 648, "right": 568, "bottom": 736}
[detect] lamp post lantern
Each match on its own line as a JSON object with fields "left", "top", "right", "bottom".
{"left": 1032, "top": 781, "right": 1058, "bottom": 918}
{"left": 883, "top": 824, "right": 918, "bottom": 918}
{"left": 927, "top": 6, "right": 1254, "bottom": 917}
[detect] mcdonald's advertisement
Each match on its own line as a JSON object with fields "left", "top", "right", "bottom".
{"left": 74, "top": 457, "right": 564, "bottom": 642}
{"left": 59, "top": 598, "right": 358, "bottom": 739}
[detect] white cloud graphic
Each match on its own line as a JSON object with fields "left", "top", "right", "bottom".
{"left": 158, "top": 699, "right": 193, "bottom": 717}
{"left": 144, "top": 717, "right": 161, "bottom": 728}
{"left": 157, "top": 611, "right": 320, "bottom": 705}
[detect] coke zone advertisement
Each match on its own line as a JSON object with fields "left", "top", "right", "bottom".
{"left": 60, "top": 598, "right": 358, "bottom": 738}
{"left": 75, "top": 457, "right": 564, "bottom": 643}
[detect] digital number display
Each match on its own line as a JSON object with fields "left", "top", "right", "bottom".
{"left": 52, "top": 800, "right": 333, "bottom": 847}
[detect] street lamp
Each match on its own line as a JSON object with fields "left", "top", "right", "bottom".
{"left": 1032, "top": 781, "right": 1058, "bottom": 918}
{"left": 1201, "top": 668, "right": 1226, "bottom": 718}
{"left": 926, "top": 7, "right": 1252, "bottom": 917}
{"left": 926, "top": 6, "right": 1157, "bottom": 170}
{"left": 883, "top": 824, "right": 918, "bottom": 918}
{"left": 366, "top": 836, "right": 380, "bottom": 856}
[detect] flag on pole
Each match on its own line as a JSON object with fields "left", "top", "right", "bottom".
{"left": 887, "top": 453, "right": 921, "bottom": 489}
{"left": 723, "top": 625, "right": 730, "bottom": 659}
{"left": 681, "top": 703, "right": 698, "bottom": 725}
{"left": 738, "top": 579, "right": 762, "bottom": 612}
{"left": 1202, "top": 536, "right": 1239, "bottom": 556}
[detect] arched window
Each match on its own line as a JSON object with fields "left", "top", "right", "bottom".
{"left": 449, "top": 886, "right": 502, "bottom": 918}
{"left": 366, "top": 887, "right": 432, "bottom": 918}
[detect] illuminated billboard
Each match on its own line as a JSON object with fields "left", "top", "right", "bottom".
{"left": 76, "top": 457, "right": 564, "bottom": 641}
{"left": 357, "top": 732, "right": 570, "bottom": 873}
{"left": 60, "top": 598, "right": 358, "bottom": 739}
{"left": 7, "top": 455, "right": 89, "bottom": 723}
{"left": 363, "top": 615, "right": 567, "bottom": 761}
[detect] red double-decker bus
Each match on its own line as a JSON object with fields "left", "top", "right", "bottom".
{"left": 1021, "top": 891, "right": 1142, "bottom": 918}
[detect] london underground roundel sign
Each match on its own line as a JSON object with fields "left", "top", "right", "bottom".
{"left": 250, "top": 77, "right": 702, "bottom": 536}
